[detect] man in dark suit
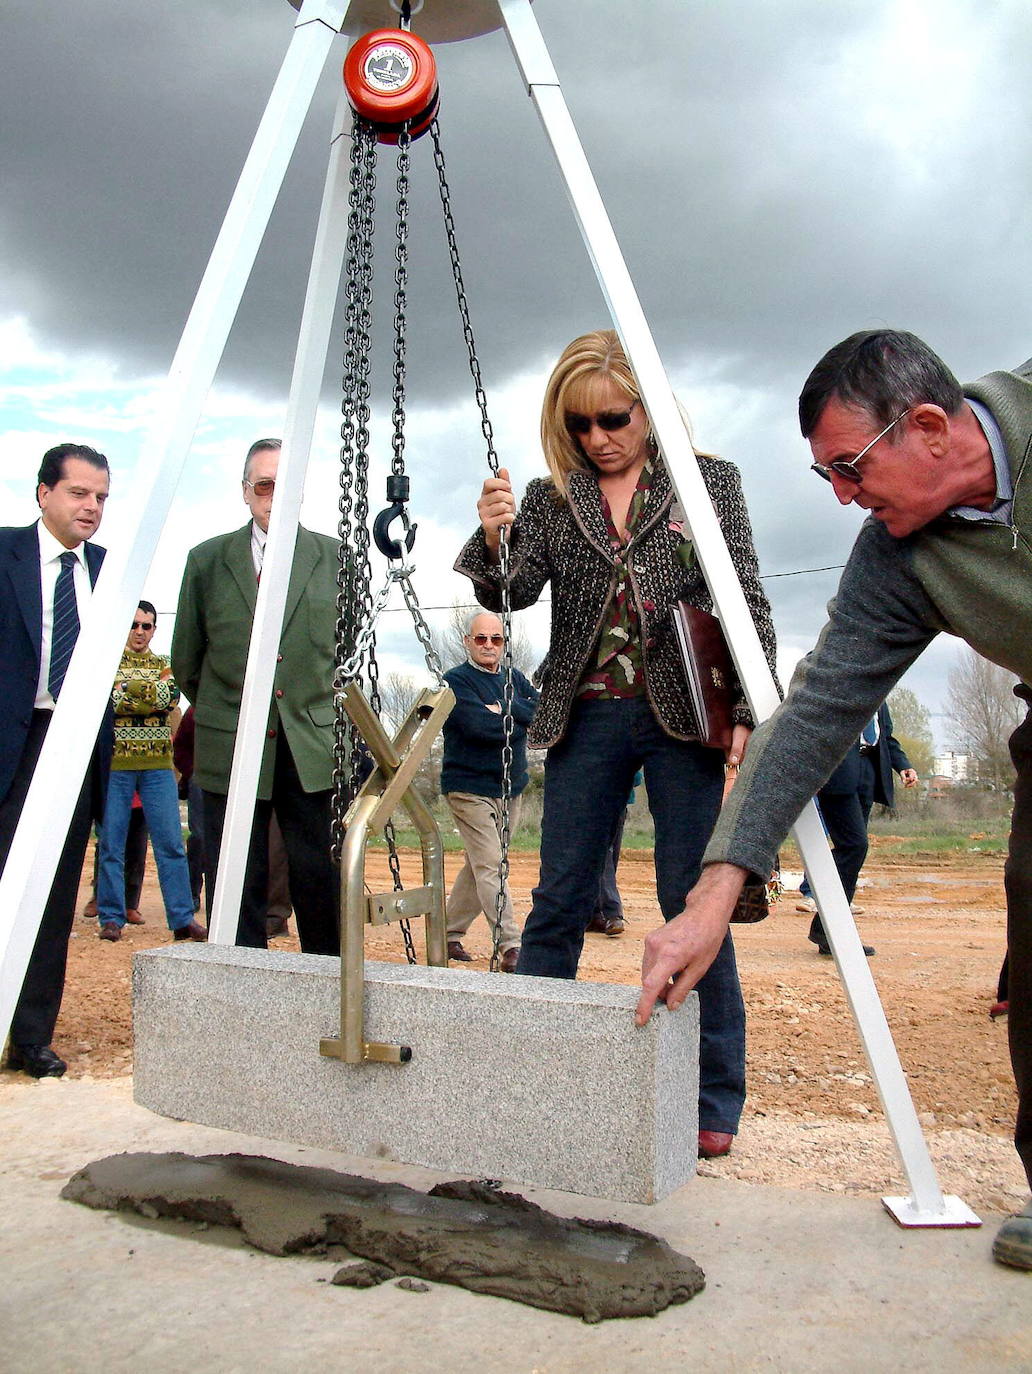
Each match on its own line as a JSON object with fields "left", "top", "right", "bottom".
{"left": 0, "top": 443, "right": 112, "bottom": 1077}
{"left": 797, "top": 700, "right": 918, "bottom": 955}
{"left": 171, "top": 438, "right": 341, "bottom": 954}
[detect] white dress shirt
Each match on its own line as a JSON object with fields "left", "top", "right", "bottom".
{"left": 34, "top": 519, "right": 92, "bottom": 710}
{"left": 251, "top": 520, "right": 267, "bottom": 578}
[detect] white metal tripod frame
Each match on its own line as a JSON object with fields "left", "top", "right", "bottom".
{"left": 0, "top": 0, "right": 978, "bottom": 1227}
{"left": 0, "top": 0, "right": 351, "bottom": 1033}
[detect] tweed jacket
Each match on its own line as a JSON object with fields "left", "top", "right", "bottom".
{"left": 171, "top": 523, "right": 339, "bottom": 799}
{"left": 455, "top": 457, "right": 778, "bottom": 749}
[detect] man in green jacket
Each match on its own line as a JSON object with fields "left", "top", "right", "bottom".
{"left": 171, "top": 438, "right": 341, "bottom": 956}
{"left": 635, "top": 330, "right": 1032, "bottom": 1271}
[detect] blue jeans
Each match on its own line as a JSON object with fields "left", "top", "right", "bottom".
{"left": 97, "top": 769, "right": 195, "bottom": 931}
{"left": 517, "top": 697, "right": 747, "bottom": 1134}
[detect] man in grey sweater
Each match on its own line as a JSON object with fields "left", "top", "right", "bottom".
{"left": 635, "top": 329, "right": 1032, "bottom": 1271}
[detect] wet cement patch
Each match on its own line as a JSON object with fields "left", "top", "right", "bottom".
{"left": 61, "top": 1152, "right": 704, "bottom": 1322}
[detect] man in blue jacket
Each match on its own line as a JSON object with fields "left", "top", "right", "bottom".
{"left": 442, "top": 613, "right": 538, "bottom": 971}
{"left": 797, "top": 701, "right": 918, "bottom": 954}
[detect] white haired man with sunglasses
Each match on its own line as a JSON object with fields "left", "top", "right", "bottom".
{"left": 636, "top": 328, "right": 1032, "bottom": 1271}
{"left": 441, "top": 612, "right": 539, "bottom": 971}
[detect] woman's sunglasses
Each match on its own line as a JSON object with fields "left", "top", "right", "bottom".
{"left": 565, "top": 397, "right": 640, "bottom": 437}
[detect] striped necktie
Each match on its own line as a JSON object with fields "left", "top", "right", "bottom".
{"left": 48, "top": 550, "right": 80, "bottom": 700}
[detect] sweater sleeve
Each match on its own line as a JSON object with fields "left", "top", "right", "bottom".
{"left": 704, "top": 520, "right": 940, "bottom": 878}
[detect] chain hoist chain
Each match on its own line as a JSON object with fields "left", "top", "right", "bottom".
{"left": 376, "top": 128, "right": 417, "bottom": 963}
{"left": 391, "top": 131, "right": 410, "bottom": 479}
{"left": 431, "top": 118, "right": 515, "bottom": 971}
{"left": 333, "top": 116, "right": 378, "bottom": 860}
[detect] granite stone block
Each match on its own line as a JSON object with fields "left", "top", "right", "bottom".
{"left": 132, "top": 945, "right": 699, "bottom": 1203}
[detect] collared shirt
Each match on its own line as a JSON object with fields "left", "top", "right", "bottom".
{"left": 577, "top": 455, "right": 655, "bottom": 700}
{"left": 250, "top": 520, "right": 267, "bottom": 578}
{"left": 466, "top": 654, "right": 500, "bottom": 675}
{"left": 948, "top": 399, "right": 1013, "bottom": 524}
{"left": 34, "top": 519, "right": 91, "bottom": 710}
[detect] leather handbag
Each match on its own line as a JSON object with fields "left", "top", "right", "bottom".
{"left": 731, "top": 869, "right": 779, "bottom": 924}
{"left": 670, "top": 599, "right": 735, "bottom": 752}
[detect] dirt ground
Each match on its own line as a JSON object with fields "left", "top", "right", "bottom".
{"left": 26, "top": 835, "right": 1026, "bottom": 1214}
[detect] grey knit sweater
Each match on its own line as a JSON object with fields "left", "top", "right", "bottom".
{"left": 455, "top": 455, "right": 778, "bottom": 749}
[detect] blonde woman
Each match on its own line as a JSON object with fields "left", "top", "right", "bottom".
{"left": 455, "top": 330, "right": 777, "bottom": 1158}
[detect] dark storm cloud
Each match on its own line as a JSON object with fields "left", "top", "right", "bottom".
{"left": 4, "top": 0, "right": 1031, "bottom": 726}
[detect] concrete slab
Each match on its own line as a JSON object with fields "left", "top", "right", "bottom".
{"left": 2, "top": 1076, "right": 1029, "bottom": 1373}
{"left": 132, "top": 944, "right": 699, "bottom": 1203}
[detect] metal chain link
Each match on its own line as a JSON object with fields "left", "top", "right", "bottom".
{"left": 431, "top": 118, "right": 516, "bottom": 971}
{"left": 333, "top": 116, "right": 378, "bottom": 860}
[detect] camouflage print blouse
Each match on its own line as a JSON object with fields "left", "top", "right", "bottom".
{"left": 576, "top": 456, "right": 655, "bottom": 699}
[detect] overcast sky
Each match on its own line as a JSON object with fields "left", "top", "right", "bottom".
{"left": 3, "top": 0, "right": 1031, "bottom": 748}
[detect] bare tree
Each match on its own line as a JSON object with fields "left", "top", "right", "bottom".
{"left": 945, "top": 648, "right": 1023, "bottom": 790}
{"left": 376, "top": 671, "right": 423, "bottom": 735}
{"left": 429, "top": 597, "right": 538, "bottom": 676}
{"left": 887, "top": 686, "right": 934, "bottom": 780}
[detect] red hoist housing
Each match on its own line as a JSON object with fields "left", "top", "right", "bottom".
{"left": 343, "top": 29, "right": 439, "bottom": 143}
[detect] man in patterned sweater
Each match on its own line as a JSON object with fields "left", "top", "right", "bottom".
{"left": 95, "top": 601, "right": 206, "bottom": 942}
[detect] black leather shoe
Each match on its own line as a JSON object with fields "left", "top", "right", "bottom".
{"left": 812, "top": 939, "right": 875, "bottom": 957}
{"left": 173, "top": 920, "right": 208, "bottom": 942}
{"left": 7, "top": 1044, "right": 67, "bottom": 1078}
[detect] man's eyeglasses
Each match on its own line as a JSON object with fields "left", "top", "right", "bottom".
{"left": 470, "top": 633, "right": 504, "bottom": 646}
{"left": 244, "top": 478, "right": 276, "bottom": 497}
{"left": 132, "top": 621, "right": 155, "bottom": 631}
{"left": 811, "top": 409, "right": 908, "bottom": 484}
{"left": 565, "top": 397, "right": 640, "bottom": 437}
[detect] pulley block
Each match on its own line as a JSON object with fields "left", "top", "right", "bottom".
{"left": 343, "top": 28, "right": 439, "bottom": 143}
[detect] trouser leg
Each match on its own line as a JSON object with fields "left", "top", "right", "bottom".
{"left": 138, "top": 769, "right": 196, "bottom": 930}
{"left": 124, "top": 806, "right": 148, "bottom": 910}
{"left": 270, "top": 735, "right": 338, "bottom": 957}
{"left": 186, "top": 780, "right": 206, "bottom": 912}
{"left": 96, "top": 773, "right": 134, "bottom": 927}
{"left": 517, "top": 701, "right": 636, "bottom": 979}
{"left": 201, "top": 788, "right": 271, "bottom": 949}
{"left": 807, "top": 787, "right": 869, "bottom": 944}
{"left": 595, "top": 808, "right": 626, "bottom": 921}
{"left": 1005, "top": 694, "right": 1032, "bottom": 1188}
{"left": 1, "top": 713, "right": 95, "bottom": 1047}
{"left": 444, "top": 792, "right": 522, "bottom": 951}
{"left": 640, "top": 710, "right": 744, "bottom": 1135}
{"left": 266, "top": 814, "right": 292, "bottom": 921}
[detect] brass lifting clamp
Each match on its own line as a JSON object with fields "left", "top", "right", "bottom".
{"left": 320, "top": 680, "right": 454, "bottom": 1066}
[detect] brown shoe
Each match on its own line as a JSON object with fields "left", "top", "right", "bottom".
{"left": 98, "top": 923, "right": 122, "bottom": 942}
{"left": 604, "top": 917, "right": 625, "bottom": 937}
{"left": 698, "top": 1130, "right": 734, "bottom": 1159}
{"left": 500, "top": 947, "right": 520, "bottom": 973}
{"left": 82, "top": 898, "right": 98, "bottom": 919}
{"left": 447, "top": 940, "right": 473, "bottom": 962}
{"left": 585, "top": 914, "right": 608, "bottom": 934}
{"left": 173, "top": 920, "right": 208, "bottom": 942}
{"left": 124, "top": 909, "right": 145, "bottom": 925}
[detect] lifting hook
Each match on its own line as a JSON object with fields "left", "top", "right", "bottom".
{"left": 373, "top": 474, "right": 417, "bottom": 560}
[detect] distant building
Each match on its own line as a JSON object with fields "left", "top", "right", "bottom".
{"left": 933, "top": 751, "right": 971, "bottom": 782}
